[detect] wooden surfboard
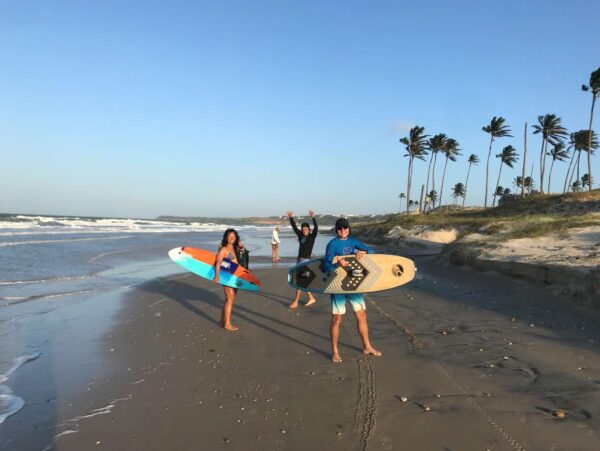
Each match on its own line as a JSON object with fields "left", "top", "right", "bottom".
{"left": 288, "top": 254, "right": 415, "bottom": 294}
{"left": 168, "top": 247, "right": 262, "bottom": 291}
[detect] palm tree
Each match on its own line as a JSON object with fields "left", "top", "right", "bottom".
{"left": 532, "top": 114, "right": 568, "bottom": 194}
{"left": 463, "top": 154, "right": 479, "bottom": 207}
{"left": 426, "top": 190, "right": 438, "bottom": 210}
{"left": 438, "top": 138, "right": 461, "bottom": 208}
{"left": 582, "top": 67, "right": 600, "bottom": 192}
{"left": 493, "top": 145, "right": 519, "bottom": 207}
{"left": 566, "top": 130, "right": 598, "bottom": 191}
{"left": 582, "top": 173, "right": 592, "bottom": 189}
{"left": 451, "top": 182, "right": 466, "bottom": 205}
{"left": 482, "top": 117, "right": 512, "bottom": 207}
{"left": 525, "top": 176, "right": 535, "bottom": 194}
{"left": 572, "top": 180, "right": 582, "bottom": 192}
{"left": 425, "top": 134, "right": 447, "bottom": 211}
{"left": 515, "top": 176, "right": 535, "bottom": 196}
{"left": 398, "top": 193, "right": 406, "bottom": 213}
{"left": 546, "top": 142, "right": 569, "bottom": 194}
{"left": 400, "top": 126, "right": 429, "bottom": 214}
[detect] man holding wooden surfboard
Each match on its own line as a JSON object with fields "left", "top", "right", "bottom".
{"left": 324, "top": 218, "right": 381, "bottom": 363}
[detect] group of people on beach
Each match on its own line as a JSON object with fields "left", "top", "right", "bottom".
{"left": 213, "top": 212, "right": 381, "bottom": 363}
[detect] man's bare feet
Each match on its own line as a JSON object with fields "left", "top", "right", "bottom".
{"left": 290, "top": 301, "right": 299, "bottom": 309}
{"left": 332, "top": 354, "right": 342, "bottom": 363}
{"left": 363, "top": 348, "right": 382, "bottom": 357}
{"left": 304, "top": 299, "right": 316, "bottom": 307}
{"left": 223, "top": 324, "right": 239, "bottom": 332}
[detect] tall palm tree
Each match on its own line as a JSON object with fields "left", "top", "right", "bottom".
{"left": 493, "top": 145, "right": 519, "bottom": 207}
{"left": 438, "top": 138, "right": 461, "bottom": 208}
{"left": 532, "top": 114, "right": 568, "bottom": 194}
{"left": 566, "top": 130, "right": 598, "bottom": 191}
{"left": 582, "top": 67, "right": 600, "bottom": 192}
{"left": 400, "top": 126, "right": 429, "bottom": 214}
{"left": 546, "top": 142, "right": 569, "bottom": 194}
{"left": 425, "top": 134, "right": 447, "bottom": 211}
{"left": 521, "top": 122, "right": 528, "bottom": 198}
{"left": 482, "top": 117, "right": 512, "bottom": 207}
{"left": 451, "top": 182, "right": 465, "bottom": 205}
{"left": 398, "top": 193, "right": 406, "bottom": 212}
{"left": 463, "top": 154, "right": 479, "bottom": 207}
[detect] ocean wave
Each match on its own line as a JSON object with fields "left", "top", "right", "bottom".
{"left": 0, "top": 290, "right": 95, "bottom": 305}
{"left": 0, "top": 215, "right": 277, "bottom": 235}
{"left": 0, "top": 275, "right": 97, "bottom": 286}
{"left": 0, "top": 235, "right": 132, "bottom": 248}
{"left": 0, "top": 351, "right": 41, "bottom": 424}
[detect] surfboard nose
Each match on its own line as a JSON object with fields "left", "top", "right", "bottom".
{"left": 168, "top": 247, "right": 184, "bottom": 261}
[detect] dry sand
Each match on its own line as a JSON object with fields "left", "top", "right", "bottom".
{"left": 448, "top": 226, "right": 600, "bottom": 304}
{"left": 2, "top": 263, "right": 600, "bottom": 450}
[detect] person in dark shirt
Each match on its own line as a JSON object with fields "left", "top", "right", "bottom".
{"left": 287, "top": 210, "right": 318, "bottom": 308}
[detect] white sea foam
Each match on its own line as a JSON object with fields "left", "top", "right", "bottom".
{"left": 0, "top": 275, "right": 97, "bottom": 287}
{"left": 0, "top": 235, "right": 132, "bottom": 248}
{"left": 0, "top": 290, "right": 95, "bottom": 304}
{"left": 0, "top": 351, "right": 42, "bottom": 424}
{"left": 0, "top": 215, "right": 276, "bottom": 236}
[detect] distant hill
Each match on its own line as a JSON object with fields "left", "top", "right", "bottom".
{"left": 156, "top": 214, "right": 394, "bottom": 227}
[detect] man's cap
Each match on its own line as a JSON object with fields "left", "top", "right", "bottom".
{"left": 335, "top": 218, "right": 350, "bottom": 230}
{"left": 300, "top": 222, "right": 310, "bottom": 229}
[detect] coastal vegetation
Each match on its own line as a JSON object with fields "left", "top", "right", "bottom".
{"left": 356, "top": 189, "right": 600, "bottom": 241}
{"left": 397, "top": 67, "right": 600, "bottom": 213}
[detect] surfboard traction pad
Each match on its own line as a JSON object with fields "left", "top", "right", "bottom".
{"left": 289, "top": 254, "right": 415, "bottom": 294}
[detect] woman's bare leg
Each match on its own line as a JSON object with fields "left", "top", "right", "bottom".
{"left": 222, "top": 287, "right": 238, "bottom": 331}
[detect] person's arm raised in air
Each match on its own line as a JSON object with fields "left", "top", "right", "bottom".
{"left": 309, "top": 210, "right": 318, "bottom": 236}
{"left": 287, "top": 211, "right": 301, "bottom": 238}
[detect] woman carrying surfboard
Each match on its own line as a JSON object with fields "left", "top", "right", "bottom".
{"left": 324, "top": 218, "right": 382, "bottom": 363}
{"left": 214, "top": 229, "right": 248, "bottom": 331}
{"left": 287, "top": 210, "right": 318, "bottom": 309}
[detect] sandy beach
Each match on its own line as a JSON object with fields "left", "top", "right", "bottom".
{"left": 2, "top": 256, "right": 600, "bottom": 451}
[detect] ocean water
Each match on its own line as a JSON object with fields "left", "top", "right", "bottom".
{"left": 0, "top": 213, "right": 329, "bottom": 423}
{"left": 0, "top": 214, "right": 329, "bottom": 304}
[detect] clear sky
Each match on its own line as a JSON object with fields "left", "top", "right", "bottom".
{"left": 1, "top": 0, "right": 599, "bottom": 218}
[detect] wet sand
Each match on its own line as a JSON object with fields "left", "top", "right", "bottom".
{"left": 2, "top": 260, "right": 600, "bottom": 450}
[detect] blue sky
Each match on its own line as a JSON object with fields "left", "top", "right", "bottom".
{"left": 1, "top": 0, "right": 599, "bottom": 218}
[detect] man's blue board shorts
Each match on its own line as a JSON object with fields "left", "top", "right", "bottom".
{"left": 330, "top": 294, "right": 366, "bottom": 315}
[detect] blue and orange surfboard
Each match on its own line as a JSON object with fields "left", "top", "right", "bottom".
{"left": 168, "top": 247, "right": 262, "bottom": 291}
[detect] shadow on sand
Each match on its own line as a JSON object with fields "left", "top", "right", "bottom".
{"left": 138, "top": 277, "right": 363, "bottom": 360}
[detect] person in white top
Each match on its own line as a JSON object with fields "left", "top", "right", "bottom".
{"left": 271, "top": 226, "right": 280, "bottom": 262}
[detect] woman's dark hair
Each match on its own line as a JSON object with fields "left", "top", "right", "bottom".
{"left": 220, "top": 228, "right": 240, "bottom": 249}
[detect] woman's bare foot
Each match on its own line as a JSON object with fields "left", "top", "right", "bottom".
{"left": 304, "top": 298, "right": 316, "bottom": 307}
{"left": 332, "top": 353, "right": 342, "bottom": 363}
{"left": 223, "top": 323, "right": 239, "bottom": 332}
{"left": 363, "top": 347, "right": 382, "bottom": 357}
{"left": 290, "top": 301, "right": 299, "bottom": 309}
